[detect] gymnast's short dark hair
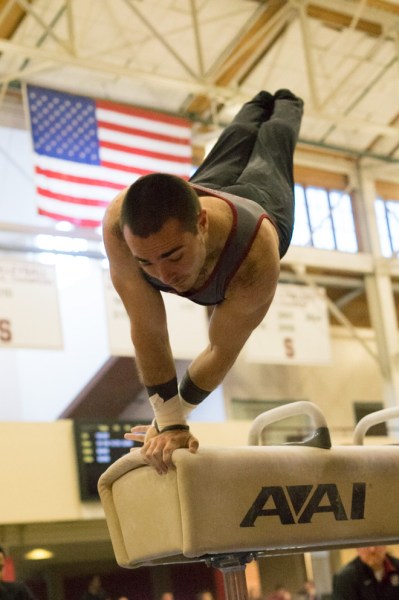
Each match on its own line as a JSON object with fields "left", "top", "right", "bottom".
{"left": 120, "top": 173, "right": 201, "bottom": 237}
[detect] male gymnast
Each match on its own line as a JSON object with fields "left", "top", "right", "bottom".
{"left": 102, "top": 89, "right": 304, "bottom": 474}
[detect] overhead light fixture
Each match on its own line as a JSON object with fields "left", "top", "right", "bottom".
{"left": 24, "top": 548, "right": 54, "bottom": 561}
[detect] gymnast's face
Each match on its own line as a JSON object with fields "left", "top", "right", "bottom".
{"left": 124, "top": 212, "right": 208, "bottom": 292}
{"left": 357, "top": 546, "right": 387, "bottom": 571}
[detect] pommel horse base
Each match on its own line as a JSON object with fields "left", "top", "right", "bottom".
{"left": 98, "top": 402, "right": 399, "bottom": 600}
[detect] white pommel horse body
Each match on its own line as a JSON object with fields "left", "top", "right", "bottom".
{"left": 98, "top": 401, "right": 399, "bottom": 600}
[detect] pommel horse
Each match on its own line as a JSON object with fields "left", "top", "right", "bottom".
{"left": 98, "top": 401, "right": 399, "bottom": 600}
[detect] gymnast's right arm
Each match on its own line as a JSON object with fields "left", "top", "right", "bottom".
{"left": 102, "top": 196, "right": 199, "bottom": 474}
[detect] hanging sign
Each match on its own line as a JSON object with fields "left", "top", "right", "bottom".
{"left": 103, "top": 270, "right": 209, "bottom": 358}
{"left": 0, "top": 258, "right": 63, "bottom": 349}
{"left": 245, "top": 283, "right": 331, "bottom": 365}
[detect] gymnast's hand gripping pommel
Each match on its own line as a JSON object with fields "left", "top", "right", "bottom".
{"left": 124, "top": 374, "right": 205, "bottom": 475}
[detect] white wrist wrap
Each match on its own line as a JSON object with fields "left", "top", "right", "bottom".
{"left": 149, "top": 393, "right": 187, "bottom": 431}
{"left": 181, "top": 397, "right": 195, "bottom": 418}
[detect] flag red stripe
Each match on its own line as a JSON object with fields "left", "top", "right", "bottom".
{"left": 35, "top": 166, "right": 125, "bottom": 190}
{"left": 96, "top": 99, "right": 191, "bottom": 128}
{"left": 97, "top": 120, "right": 190, "bottom": 146}
{"left": 99, "top": 140, "right": 191, "bottom": 163}
{"left": 37, "top": 187, "right": 110, "bottom": 207}
{"left": 101, "top": 160, "right": 159, "bottom": 177}
{"left": 38, "top": 207, "right": 101, "bottom": 228}
{"left": 101, "top": 159, "right": 190, "bottom": 180}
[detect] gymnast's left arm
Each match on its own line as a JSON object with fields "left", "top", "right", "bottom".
{"left": 180, "top": 222, "right": 280, "bottom": 410}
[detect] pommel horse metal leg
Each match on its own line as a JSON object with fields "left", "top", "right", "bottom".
{"left": 208, "top": 554, "right": 253, "bottom": 600}
{"left": 98, "top": 401, "right": 399, "bottom": 600}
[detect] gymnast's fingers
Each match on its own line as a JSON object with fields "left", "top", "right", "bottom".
{"left": 188, "top": 434, "right": 199, "bottom": 453}
{"left": 124, "top": 424, "right": 153, "bottom": 442}
{"left": 142, "top": 436, "right": 169, "bottom": 475}
{"left": 160, "top": 432, "right": 200, "bottom": 471}
{"left": 125, "top": 424, "right": 151, "bottom": 436}
{"left": 140, "top": 430, "right": 198, "bottom": 474}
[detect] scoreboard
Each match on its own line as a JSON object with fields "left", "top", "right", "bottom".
{"left": 73, "top": 419, "right": 148, "bottom": 500}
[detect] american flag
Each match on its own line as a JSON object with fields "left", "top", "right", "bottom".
{"left": 25, "top": 85, "right": 193, "bottom": 228}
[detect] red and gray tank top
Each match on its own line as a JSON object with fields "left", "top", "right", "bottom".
{"left": 141, "top": 183, "right": 276, "bottom": 306}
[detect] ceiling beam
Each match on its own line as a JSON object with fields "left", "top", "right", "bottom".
{"left": 189, "top": 0, "right": 205, "bottom": 78}
{"left": 256, "top": 0, "right": 399, "bottom": 27}
{"left": 365, "top": 0, "right": 399, "bottom": 16}
{"left": 66, "top": 0, "right": 77, "bottom": 57}
{"left": 0, "top": 37, "right": 239, "bottom": 97}
{"left": 0, "top": 0, "right": 30, "bottom": 38}
{"left": 318, "top": 54, "right": 398, "bottom": 143}
{"left": 122, "top": 0, "right": 200, "bottom": 80}
{"left": 307, "top": 3, "right": 382, "bottom": 35}
{"left": 214, "top": 0, "right": 291, "bottom": 86}
{"left": 283, "top": 245, "right": 374, "bottom": 273}
{"left": 306, "top": 0, "right": 399, "bottom": 30}
{"left": 306, "top": 108, "right": 399, "bottom": 139}
{"left": 15, "top": 0, "right": 70, "bottom": 53}
{"left": 366, "top": 112, "right": 399, "bottom": 154}
{"left": 296, "top": 0, "right": 321, "bottom": 109}
{"left": 183, "top": 1, "right": 292, "bottom": 116}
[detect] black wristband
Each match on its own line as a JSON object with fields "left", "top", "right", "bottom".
{"left": 159, "top": 424, "right": 190, "bottom": 433}
{"left": 179, "top": 371, "right": 210, "bottom": 405}
{"left": 146, "top": 377, "right": 178, "bottom": 400}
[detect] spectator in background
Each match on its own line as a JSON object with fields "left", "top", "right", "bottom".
{"left": 296, "top": 580, "right": 320, "bottom": 600}
{"left": 266, "top": 585, "right": 292, "bottom": 600}
{"left": 0, "top": 545, "right": 37, "bottom": 600}
{"left": 160, "top": 593, "right": 174, "bottom": 600}
{"left": 80, "top": 575, "right": 110, "bottom": 600}
{"left": 248, "top": 590, "right": 263, "bottom": 600}
{"left": 196, "top": 592, "right": 215, "bottom": 600}
{"left": 332, "top": 545, "right": 399, "bottom": 599}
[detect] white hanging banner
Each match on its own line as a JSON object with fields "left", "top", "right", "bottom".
{"left": 0, "top": 258, "right": 63, "bottom": 349}
{"left": 103, "top": 270, "right": 132, "bottom": 357}
{"left": 162, "top": 292, "right": 209, "bottom": 358}
{"left": 103, "top": 270, "right": 209, "bottom": 358}
{"left": 245, "top": 283, "right": 331, "bottom": 365}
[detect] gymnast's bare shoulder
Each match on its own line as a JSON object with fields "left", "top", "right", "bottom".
{"left": 102, "top": 188, "right": 126, "bottom": 245}
{"left": 102, "top": 189, "right": 164, "bottom": 320}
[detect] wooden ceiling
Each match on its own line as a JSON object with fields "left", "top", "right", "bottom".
{"left": 0, "top": 0, "right": 398, "bottom": 160}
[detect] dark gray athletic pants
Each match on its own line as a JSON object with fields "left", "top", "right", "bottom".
{"left": 189, "top": 89, "right": 304, "bottom": 257}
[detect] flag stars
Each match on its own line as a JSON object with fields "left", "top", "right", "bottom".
{"left": 28, "top": 86, "right": 100, "bottom": 165}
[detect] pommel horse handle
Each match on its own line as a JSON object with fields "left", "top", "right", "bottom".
{"left": 248, "top": 400, "right": 331, "bottom": 449}
{"left": 353, "top": 406, "right": 399, "bottom": 445}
